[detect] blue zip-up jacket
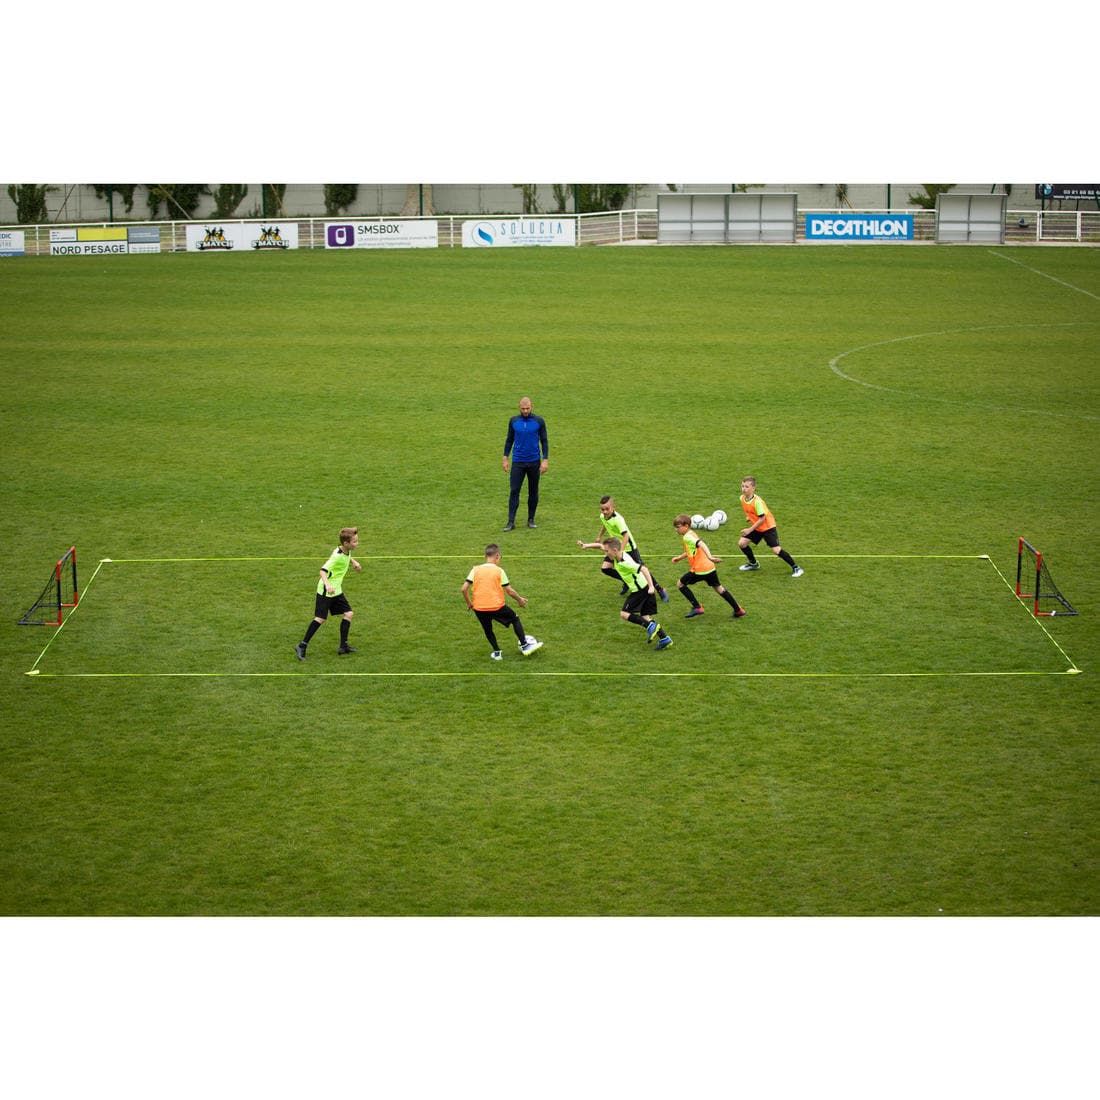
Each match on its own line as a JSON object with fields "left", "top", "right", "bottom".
{"left": 504, "top": 414, "right": 548, "bottom": 464}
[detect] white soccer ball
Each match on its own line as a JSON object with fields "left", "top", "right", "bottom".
{"left": 713, "top": 509, "right": 727, "bottom": 525}
{"left": 691, "top": 514, "right": 705, "bottom": 528}
{"left": 704, "top": 516, "right": 719, "bottom": 530}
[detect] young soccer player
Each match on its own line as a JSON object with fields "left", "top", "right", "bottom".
{"left": 295, "top": 526, "right": 362, "bottom": 660}
{"left": 462, "top": 543, "right": 543, "bottom": 660}
{"left": 737, "top": 477, "right": 803, "bottom": 577}
{"left": 578, "top": 494, "right": 669, "bottom": 601}
{"left": 671, "top": 514, "right": 747, "bottom": 619}
{"left": 602, "top": 537, "right": 672, "bottom": 650}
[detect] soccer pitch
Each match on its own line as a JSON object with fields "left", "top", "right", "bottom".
{"left": 2, "top": 244, "right": 1098, "bottom": 915}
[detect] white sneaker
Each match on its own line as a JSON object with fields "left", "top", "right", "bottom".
{"left": 520, "top": 638, "right": 543, "bottom": 655}
{"left": 490, "top": 651, "right": 503, "bottom": 661}
{"left": 739, "top": 562, "right": 760, "bottom": 571}
{"left": 791, "top": 567, "right": 804, "bottom": 578}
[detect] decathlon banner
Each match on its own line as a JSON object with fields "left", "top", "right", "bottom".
{"left": 805, "top": 214, "right": 914, "bottom": 241}
{"left": 185, "top": 222, "right": 299, "bottom": 253}
{"left": 462, "top": 218, "right": 576, "bottom": 248}
{"left": 0, "top": 229, "right": 25, "bottom": 257}
{"left": 324, "top": 220, "right": 439, "bottom": 249}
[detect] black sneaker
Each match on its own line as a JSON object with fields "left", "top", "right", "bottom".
{"left": 503, "top": 522, "right": 515, "bottom": 532}
{"left": 337, "top": 644, "right": 357, "bottom": 655}
{"left": 527, "top": 520, "right": 538, "bottom": 528}
{"left": 295, "top": 642, "right": 307, "bottom": 661}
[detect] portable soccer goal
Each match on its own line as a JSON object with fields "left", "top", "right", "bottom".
{"left": 19, "top": 546, "right": 79, "bottom": 625}
{"left": 1016, "top": 538, "right": 1077, "bottom": 617}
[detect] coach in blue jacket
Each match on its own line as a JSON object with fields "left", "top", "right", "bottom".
{"left": 501, "top": 396, "right": 549, "bottom": 531}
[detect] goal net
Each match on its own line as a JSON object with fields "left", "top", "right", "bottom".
{"left": 18, "top": 546, "right": 79, "bottom": 626}
{"left": 1016, "top": 538, "right": 1077, "bottom": 617}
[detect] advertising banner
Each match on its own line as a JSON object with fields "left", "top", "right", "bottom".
{"left": 50, "top": 227, "right": 130, "bottom": 255}
{"left": 805, "top": 214, "right": 914, "bottom": 241}
{"left": 1035, "top": 184, "right": 1100, "bottom": 201}
{"left": 185, "top": 222, "right": 299, "bottom": 252}
{"left": 462, "top": 218, "right": 576, "bottom": 248}
{"left": 324, "top": 220, "right": 439, "bottom": 249}
{"left": 0, "top": 229, "right": 25, "bottom": 257}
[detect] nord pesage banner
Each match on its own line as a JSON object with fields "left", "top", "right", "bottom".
{"left": 805, "top": 214, "right": 915, "bottom": 241}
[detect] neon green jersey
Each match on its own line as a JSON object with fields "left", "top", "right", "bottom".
{"left": 317, "top": 548, "right": 352, "bottom": 596}
{"left": 611, "top": 554, "right": 648, "bottom": 593}
{"left": 601, "top": 510, "right": 636, "bottom": 553}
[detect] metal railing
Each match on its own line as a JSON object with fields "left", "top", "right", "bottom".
{"left": 3, "top": 208, "right": 1097, "bottom": 255}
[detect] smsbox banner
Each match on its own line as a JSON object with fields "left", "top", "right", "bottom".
{"left": 805, "top": 214, "right": 914, "bottom": 241}
{"left": 462, "top": 218, "right": 576, "bottom": 248}
{"left": 185, "top": 223, "right": 299, "bottom": 252}
{"left": 0, "top": 229, "right": 25, "bottom": 257}
{"left": 324, "top": 221, "right": 439, "bottom": 249}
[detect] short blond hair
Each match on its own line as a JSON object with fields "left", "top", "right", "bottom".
{"left": 339, "top": 527, "right": 358, "bottom": 546}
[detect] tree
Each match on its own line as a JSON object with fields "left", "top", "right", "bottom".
{"left": 7, "top": 184, "right": 55, "bottom": 223}
{"left": 92, "top": 185, "right": 136, "bottom": 214}
{"left": 146, "top": 185, "right": 210, "bottom": 219}
{"left": 514, "top": 185, "right": 540, "bottom": 214}
{"left": 323, "top": 184, "right": 358, "bottom": 216}
{"left": 908, "top": 184, "right": 953, "bottom": 209}
{"left": 211, "top": 184, "right": 249, "bottom": 218}
{"left": 573, "top": 184, "right": 631, "bottom": 213}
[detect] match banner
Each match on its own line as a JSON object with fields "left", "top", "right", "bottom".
{"left": 462, "top": 218, "right": 576, "bottom": 248}
{"left": 805, "top": 214, "right": 914, "bottom": 241}
{"left": 0, "top": 229, "right": 25, "bottom": 257}
{"left": 324, "top": 220, "right": 439, "bottom": 249}
{"left": 185, "top": 223, "right": 299, "bottom": 253}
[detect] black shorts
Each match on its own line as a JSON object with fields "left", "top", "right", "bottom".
{"left": 314, "top": 591, "right": 352, "bottom": 618}
{"left": 623, "top": 589, "right": 657, "bottom": 617}
{"left": 475, "top": 606, "right": 519, "bottom": 629}
{"left": 681, "top": 571, "right": 722, "bottom": 588}
{"left": 746, "top": 528, "right": 780, "bottom": 548}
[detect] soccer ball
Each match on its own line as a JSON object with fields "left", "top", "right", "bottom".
{"left": 713, "top": 510, "right": 727, "bottom": 525}
{"left": 691, "top": 514, "right": 705, "bottom": 529}
{"left": 703, "top": 516, "right": 719, "bottom": 530}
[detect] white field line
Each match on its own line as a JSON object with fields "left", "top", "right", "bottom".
{"left": 828, "top": 321, "right": 1100, "bottom": 421}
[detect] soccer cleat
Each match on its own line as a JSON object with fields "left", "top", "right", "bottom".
{"left": 527, "top": 520, "right": 538, "bottom": 528}
{"left": 295, "top": 642, "right": 307, "bottom": 661}
{"left": 337, "top": 644, "right": 357, "bottom": 655}
{"left": 520, "top": 638, "right": 543, "bottom": 655}
{"left": 655, "top": 636, "right": 673, "bottom": 651}
{"left": 645, "top": 620, "right": 659, "bottom": 643}
{"left": 791, "top": 566, "right": 804, "bottom": 578}
{"left": 733, "top": 607, "right": 747, "bottom": 618}
{"left": 684, "top": 607, "right": 705, "bottom": 618}
{"left": 659, "top": 587, "right": 670, "bottom": 602}
{"left": 503, "top": 522, "right": 515, "bottom": 532}
{"left": 490, "top": 651, "right": 503, "bottom": 661}
{"left": 739, "top": 562, "right": 760, "bottom": 571}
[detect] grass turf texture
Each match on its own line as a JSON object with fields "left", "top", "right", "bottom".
{"left": 2, "top": 245, "right": 1097, "bottom": 915}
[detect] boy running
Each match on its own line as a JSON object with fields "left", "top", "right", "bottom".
{"left": 578, "top": 494, "right": 669, "bottom": 601}
{"left": 671, "top": 514, "right": 746, "bottom": 619}
{"left": 296, "top": 526, "right": 362, "bottom": 660}
{"left": 737, "top": 477, "right": 803, "bottom": 577}
{"left": 602, "top": 537, "right": 672, "bottom": 650}
{"left": 462, "top": 543, "right": 543, "bottom": 660}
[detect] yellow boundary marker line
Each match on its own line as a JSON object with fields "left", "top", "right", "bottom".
{"left": 25, "top": 553, "right": 1080, "bottom": 678}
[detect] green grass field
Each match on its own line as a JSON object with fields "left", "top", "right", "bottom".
{"left": 2, "top": 243, "right": 1098, "bottom": 915}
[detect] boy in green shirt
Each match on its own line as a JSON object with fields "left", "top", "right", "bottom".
{"left": 578, "top": 494, "right": 669, "bottom": 601}
{"left": 295, "top": 527, "right": 361, "bottom": 660}
{"left": 601, "top": 537, "right": 672, "bottom": 650}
